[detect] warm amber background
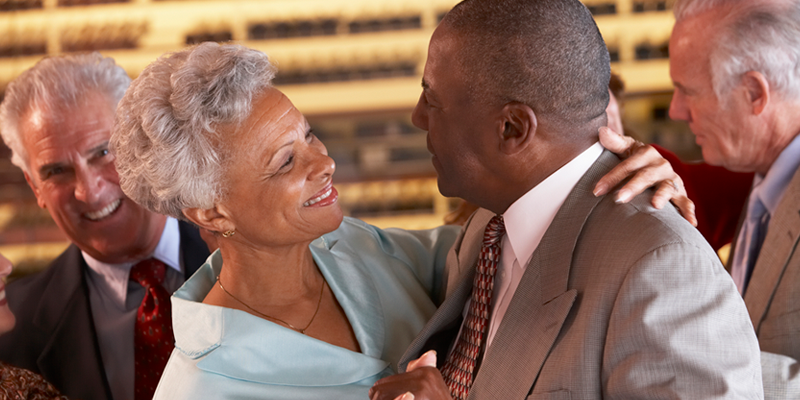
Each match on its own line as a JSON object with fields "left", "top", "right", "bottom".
{"left": 0, "top": 0, "right": 700, "bottom": 277}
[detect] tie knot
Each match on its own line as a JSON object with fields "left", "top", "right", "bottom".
{"left": 130, "top": 258, "right": 166, "bottom": 287}
{"left": 483, "top": 215, "right": 505, "bottom": 246}
{"left": 748, "top": 197, "right": 768, "bottom": 221}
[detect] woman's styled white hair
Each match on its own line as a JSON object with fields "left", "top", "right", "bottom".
{"left": 0, "top": 53, "right": 130, "bottom": 175}
{"left": 111, "top": 42, "right": 277, "bottom": 220}
{"left": 674, "top": 0, "right": 800, "bottom": 101}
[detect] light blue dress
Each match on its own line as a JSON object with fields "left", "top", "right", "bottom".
{"left": 153, "top": 217, "right": 459, "bottom": 399}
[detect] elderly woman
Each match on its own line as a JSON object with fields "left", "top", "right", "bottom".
{"left": 111, "top": 42, "right": 459, "bottom": 399}
{"left": 0, "top": 254, "right": 68, "bottom": 399}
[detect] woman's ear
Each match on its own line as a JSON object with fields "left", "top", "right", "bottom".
{"left": 499, "top": 102, "right": 537, "bottom": 155}
{"left": 182, "top": 205, "right": 234, "bottom": 235}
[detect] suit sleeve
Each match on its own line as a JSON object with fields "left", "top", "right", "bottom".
{"left": 603, "top": 242, "right": 764, "bottom": 399}
{"left": 761, "top": 351, "right": 800, "bottom": 399}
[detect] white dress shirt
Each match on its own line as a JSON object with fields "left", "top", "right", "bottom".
{"left": 487, "top": 142, "right": 603, "bottom": 348}
{"left": 451, "top": 142, "right": 603, "bottom": 358}
{"left": 83, "top": 217, "right": 185, "bottom": 400}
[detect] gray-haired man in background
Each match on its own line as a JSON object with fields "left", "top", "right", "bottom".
{"left": 668, "top": 0, "right": 800, "bottom": 397}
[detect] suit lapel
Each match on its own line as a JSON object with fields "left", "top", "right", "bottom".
{"left": 469, "top": 150, "right": 616, "bottom": 399}
{"left": 445, "top": 211, "right": 494, "bottom": 296}
{"left": 400, "top": 210, "right": 495, "bottom": 370}
{"left": 399, "top": 252, "right": 480, "bottom": 371}
{"left": 744, "top": 168, "right": 800, "bottom": 333}
{"left": 34, "top": 245, "right": 112, "bottom": 400}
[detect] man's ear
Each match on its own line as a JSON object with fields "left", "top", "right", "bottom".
{"left": 182, "top": 205, "right": 234, "bottom": 236}
{"left": 742, "top": 71, "right": 770, "bottom": 115}
{"left": 23, "top": 171, "right": 46, "bottom": 209}
{"left": 499, "top": 102, "right": 537, "bottom": 155}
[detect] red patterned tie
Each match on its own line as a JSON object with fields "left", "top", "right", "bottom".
{"left": 440, "top": 215, "right": 505, "bottom": 400}
{"left": 129, "top": 258, "right": 174, "bottom": 400}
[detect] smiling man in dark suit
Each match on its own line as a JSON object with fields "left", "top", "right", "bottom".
{"left": 370, "top": 0, "right": 763, "bottom": 399}
{"left": 0, "top": 53, "right": 209, "bottom": 400}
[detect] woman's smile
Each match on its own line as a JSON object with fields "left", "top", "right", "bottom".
{"left": 304, "top": 185, "right": 338, "bottom": 207}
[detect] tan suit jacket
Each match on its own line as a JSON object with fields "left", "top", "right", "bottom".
{"left": 401, "top": 151, "right": 763, "bottom": 399}
{"left": 741, "top": 167, "right": 800, "bottom": 399}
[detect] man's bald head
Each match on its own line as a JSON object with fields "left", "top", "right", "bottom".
{"left": 441, "top": 0, "right": 611, "bottom": 130}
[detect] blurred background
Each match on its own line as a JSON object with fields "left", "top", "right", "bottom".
{"left": 0, "top": 0, "right": 698, "bottom": 278}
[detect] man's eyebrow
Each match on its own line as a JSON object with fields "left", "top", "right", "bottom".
{"left": 421, "top": 78, "right": 439, "bottom": 103}
{"left": 38, "top": 162, "right": 64, "bottom": 176}
{"left": 86, "top": 141, "right": 110, "bottom": 156}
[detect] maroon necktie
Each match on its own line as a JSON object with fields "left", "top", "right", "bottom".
{"left": 129, "top": 258, "right": 174, "bottom": 400}
{"left": 440, "top": 215, "right": 505, "bottom": 400}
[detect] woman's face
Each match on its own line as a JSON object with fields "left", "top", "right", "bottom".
{"left": 218, "top": 88, "right": 343, "bottom": 247}
{"left": 0, "top": 254, "right": 15, "bottom": 335}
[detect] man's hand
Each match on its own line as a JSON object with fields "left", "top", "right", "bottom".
{"left": 595, "top": 127, "right": 697, "bottom": 226}
{"left": 369, "top": 351, "right": 453, "bottom": 400}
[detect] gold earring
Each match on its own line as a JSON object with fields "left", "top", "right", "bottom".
{"left": 222, "top": 230, "right": 235, "bottom": 238}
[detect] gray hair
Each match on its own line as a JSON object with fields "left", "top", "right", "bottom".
{"left": 675, "top": 0, "right": 800, "bottom": 100}
{"left": 0, "top": 53, "right": 130, "bottom": 175}
{"left": 443, "top": 0, "right": 610, "bottom": 128}
{"left": 111, "top": 42, "right": 277, "bottom": 220}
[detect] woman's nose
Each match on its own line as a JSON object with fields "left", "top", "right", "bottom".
{"left": 309, "top": 150, "right": 335, "bottom": 181}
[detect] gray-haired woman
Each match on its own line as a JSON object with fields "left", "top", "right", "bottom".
{"left": 111, "top": 42, "right": 459, "bottom": 399}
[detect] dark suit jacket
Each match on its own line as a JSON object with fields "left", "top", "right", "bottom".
{"left": 401, "top": 151, "right": 763, "bottom": 399}
{"left": 0, "top": 221, "right": 209, "bottom": 400}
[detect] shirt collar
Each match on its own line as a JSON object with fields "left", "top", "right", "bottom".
{"left": 752, "top": 134, "right": 800, "bottom": 216}
{"left": 502, "top": 142, "right": 603, "bottom": 269}
{"left": 83, "top": 217, "right": 182, "bottom": 308}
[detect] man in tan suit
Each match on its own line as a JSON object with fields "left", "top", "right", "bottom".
{"left": 369, "top": 0, "right": 763, "bottom": 399}
{"left": 668, "top": 0, "right": 800, "bottom": 397}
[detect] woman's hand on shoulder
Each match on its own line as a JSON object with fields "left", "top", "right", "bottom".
{"left": 594, "top": 127, "right": 697, "bottom": 227}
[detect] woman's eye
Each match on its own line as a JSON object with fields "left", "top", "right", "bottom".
{"left": 282, "top": 155, "right": 294, "bottom": 168}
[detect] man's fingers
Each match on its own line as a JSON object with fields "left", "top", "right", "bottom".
{"left": 394, "top": 393, "right": 415, "bottom": 400}
{"left": 407, "top": 350, "right": 437, "bottom": 372}
{"left": 370, "top": 367, "right": 453, "bottom": 400}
